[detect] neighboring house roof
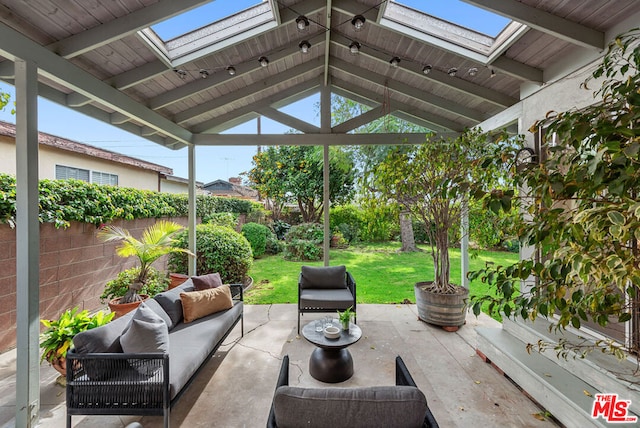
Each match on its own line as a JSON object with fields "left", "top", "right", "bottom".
{"left": 203, "top": 179, "right": 259, "bottom": 199}
{"left": 0, "top": 120, "right": 172, "bottom": 175}
{"left": 161, "top": 174, "right": 204, "bottom": 188}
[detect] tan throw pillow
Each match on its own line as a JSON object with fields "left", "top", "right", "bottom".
{"left": 191, "top": 272, "right": 223, "bottom": 290}
{"left": 180, "top": 285, "right": 233, "bottom": 323}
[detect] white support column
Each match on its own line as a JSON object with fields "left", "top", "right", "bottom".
{"left": 461, "top": 198, "right": 470, "bottom": 289}
{"left": 14, "top": 58, "right": 40, "bottom": 428}
{"left": 188, "top": 144, "right": 197, "bottom": 275}
{"left": 321, "top": 83, "right": 331, "bottom": 266}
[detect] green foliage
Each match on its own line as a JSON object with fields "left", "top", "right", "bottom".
{"left": 265, "top": 234, "right": 284, "bottom": 255}
{"left": 241, "top": 222, "right": 271, "bottom": 258}
{"left": 169, "top": 224, "right": 253, "bottom": 283}
{"left": 98, "top": 220, "right": 192, "bottom": 303}
{"left": 203, "top": 212, "right": 238, "bottom": 229}
{"left": 283, "top": 222, "right": 323, "bottom": 261}
{"left": 247, "top": 146, "right": 356, "bottom": 222}
{"left": 330, "top": 204, "right": 363, "bottom": 243}
{"left": 359, "top": 200, "right": 399, "bottom": 242}
{"left": 375, "top": 129, "right": 517, "bottom": 293}
{"left": 470, "top": 29, "right": 640, "bottom": 357}
{"left": 40, "top": 308, "right": 114, "bottom": 364}
{"left": 468, "top": 198, "right": 519, "bottom": 251}
{"left": 0, "top": 174, "right": 254, "bottom": 228}
{"left": 100, "top": 266, "right": 169, "bottom": 303}
{"left": 0, "top": 91, "right": 14, "bottom": 115}
{"left": 271, "top": 219, "right": 291, "bottom": 240}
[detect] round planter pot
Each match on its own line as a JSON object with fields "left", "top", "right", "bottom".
{"left": 108, "top": 295, "right": 149, "bottom": 319}
{"left": 169, "top": 273, "right": 189, "bottom": 289}
{"left": 414, "top": 282, "right": 469, "bottom": 330}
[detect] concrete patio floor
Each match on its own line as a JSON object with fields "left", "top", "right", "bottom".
{"left": 0, "top": 304, "right": 559, "bottom": 428}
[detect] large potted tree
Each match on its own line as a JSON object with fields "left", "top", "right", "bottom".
{"left": 470, "top": 28, "right": 640, "bottom": 357}
{"left": 375, "top": 129, "right": 516, "bottom": 331}
{"left": 98, "top": 219, "right": 193, "bottom": 317}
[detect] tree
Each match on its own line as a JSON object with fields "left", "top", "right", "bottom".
{"left": 331, "top": 95, "right": 431, "bottom": 251}
{"left": 470, "top": 29, "right": 640, "bottom": 358}
{"left": 247, "top": 145, "right": 355, "bottom": 223}
{"left": 0, "top": 91, "right": 14, "bottom": 114}
{"left": 375, "top": 129, "right": 515, "bottom": 293}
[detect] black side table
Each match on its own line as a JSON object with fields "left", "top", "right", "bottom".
{"left": 301, "top": 321, "right": 362, "bottom": 383}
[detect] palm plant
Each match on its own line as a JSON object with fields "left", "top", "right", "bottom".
{"left": 98, "top": 220, "right": 193, "bottom": 303}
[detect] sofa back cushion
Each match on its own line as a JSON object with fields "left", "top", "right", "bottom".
{"left": 300, "top": 265, "right": 347, "bottom": 289}
{"left": 180, "top": 285, "right": 233, "bottom": 323}
{"left": 192, "top": 272, "right": 223, "bottom": 290}
{"left": 73, "top": 310, "right": 134, "bottom": 354}
{"left": 154, "top": 279, "right": 196, "bottom": 326}
{"left": 273, "top": 385, "right": 427, "bottom": 428}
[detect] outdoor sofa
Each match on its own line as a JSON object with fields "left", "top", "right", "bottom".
{"left": 65, "top": 276, "right": 243, "bottom": 428}
{"left": 267, "top": 355, "right": 439, "bottom": 428}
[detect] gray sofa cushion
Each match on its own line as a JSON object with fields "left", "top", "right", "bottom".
{"left": 73, "top": 310, "right": 134, "bottom": 354}
{"left": 300, "top": 265, "right": 347, "bottom": 289}
{"left": 299, "top": 289, "right": 354, "bottom": 310}
{"left": 273, "top": 385, "right": 428, "bottom": 428}
{"left": 167, "top": 301, "right": 243, "bottom": 399}
{"left": 154, "top": 279, "right": 196, "bottom": 326}
{"left": 143, "top": 298, "right": 174, "bottom": 330}
{"left": 121, "top": 303, "right": 169, "bottom": 354}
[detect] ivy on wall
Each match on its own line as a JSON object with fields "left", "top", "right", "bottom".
{"left": 0, "top": 173, "right": 260, "bottom": 228}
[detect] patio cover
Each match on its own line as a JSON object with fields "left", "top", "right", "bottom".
{"left": 1, "top": 0, "right": 640, "bottom": 425}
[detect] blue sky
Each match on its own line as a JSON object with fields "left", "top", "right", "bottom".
{"left": 0, "top": 0, "right": 507, "bottom": 183}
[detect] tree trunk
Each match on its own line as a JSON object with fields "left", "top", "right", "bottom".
{"left": 399, "top": 211, "right": 417, "bottom": 252}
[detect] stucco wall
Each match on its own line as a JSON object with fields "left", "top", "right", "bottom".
{"left": 0, "top": 135, "right": 161, "bottom": 190}
{"left": 0, "top": 217, "right": 188, "bottom": 353}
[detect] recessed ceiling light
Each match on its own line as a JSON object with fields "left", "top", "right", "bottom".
{"left": 448, "top": 67, "right": 457, "bottom": 77}
{"left": 422, "top": 65, "right": 432, "bottom": 75}
{"left": 390, "top": 57, "right": 401, "bottom": 68}
{"left": 259, "top": 56, "right": 269, "bottom": 67}
{"left": 468, "top": 67, "right": 478, "bottom": 77}
{"left": 226, "top": 66, "right": 236, "bottom": 76}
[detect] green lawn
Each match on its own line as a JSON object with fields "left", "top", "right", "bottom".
{"left": 245, "top": 242, "right": 517, "bottom": 310}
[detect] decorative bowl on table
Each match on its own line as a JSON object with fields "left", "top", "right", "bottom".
{"left": 323, "top": 325, "right": 341, "bottom": 339}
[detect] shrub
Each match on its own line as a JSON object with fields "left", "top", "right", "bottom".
{"left": 203, "top": 212, "right": 238, "bottom": 229}
{"left": 241, "top": 222, "right": 271, "bottom": 258}
{"left": 100, "top": 267, "right": 169, "bottom": 303}
{"left": 283, "top": 223, "right": 323, "bottom": 261}
{"left": 271, "top": 219, "right": 291, "bottom": 240}
{"left": 265, "top": 234, "right": 284, "bottom": 255}
{"left": 330, "top": 205, "right": 362, "bottom": 243}
{"left": 169, "top": 224, "right": 253, "bottom": 283}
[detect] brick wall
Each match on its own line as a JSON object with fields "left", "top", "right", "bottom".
{"left": 0, "top": 217, "right": 188, "bottom": 352}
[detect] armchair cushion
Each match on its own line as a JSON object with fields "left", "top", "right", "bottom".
{"left": 299, "top": 289, "right": 354, "bottom": 310}
{"left": 273, "top": 385, "right": 428, "bottom": 428}
{"left": 300, "top": 265, "right": 347, "bottom": 289}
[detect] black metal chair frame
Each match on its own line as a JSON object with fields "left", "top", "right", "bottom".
{"left": 267, "top": 355, "right": 439, "bottom": 428}
{"left": 297, "top": 270, "right": 356, "bottom": 333}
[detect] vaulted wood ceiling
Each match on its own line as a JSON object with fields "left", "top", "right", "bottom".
{"left": 0, "top": 0, "right": 638, "bottom": 149}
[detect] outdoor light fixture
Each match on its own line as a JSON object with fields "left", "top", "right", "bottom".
{"left": 199, "top": 69, "right": 209, "bottom": 79}
{"left": 296, "top": 15, "right": 309, "bottom": 31}
{"left": 515, "top": 147, "right": 538, "bottom": 171}
{"left": 173, "top": 69, "right": 187, "bottom": 79}
{"left": 351, "top": 15, "right": 366, "bottom": 31}
{"left": 349, "top": 41, "right": 361, "bottom": 54}
{"left": 422, "top": 65, "right": 432, "bottom": 75}
{"left": 389, "top": 57, "right": 400, "bottom": 68}
{"left": 468, "top": 67, "right": 478, "bottom": 77}
{"left": 226, "top": 66, "right": 236, "bottom": 76}
{"left": 490, "top": 69, "right": 496, "bottom": 78}
{"left": 259, "top": 56, "right": 269, "bottom": 67}
{"left": 299, "top": 40, "right": 311, "bottom": 54}
{"left": 447, "top": 67, "right": 457, "bottom": 77}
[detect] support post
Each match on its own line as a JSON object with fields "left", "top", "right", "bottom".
{"left": 14, "top": 58, "right": 40, "bottom": 428}
{"left": 460, "top": 198, "right": 470, "bottom": 289}
{"left": 321, "top": 83, "right": 331, "bottom": 266}
{"left": 188, "top": 144, "right": 197, "bottom": 275}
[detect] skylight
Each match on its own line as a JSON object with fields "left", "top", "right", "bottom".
{"left": 393, "top": 0, "right": 510, "bottom": 38}
{"left": 152, "top": 0, "right": 265, "bottom": 41}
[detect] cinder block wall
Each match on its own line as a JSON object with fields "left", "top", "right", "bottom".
{"left": 0, "top": 217, "right": 188, "bottom": 352}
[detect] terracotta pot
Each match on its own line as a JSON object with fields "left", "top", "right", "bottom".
{"left": 108, "top": 295, "right": 148, "bottom": 318}
{"left": 169, "top": 273, "right": 189, "bottom": 289}
{"left": 49, "top": 356, "right": 66, "bottom": 377}
{"left": 414, "top": 282, "right": 468, "bottom": 331}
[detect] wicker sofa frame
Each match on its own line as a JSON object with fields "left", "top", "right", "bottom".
{"left": 65, "top": 284, "right": 244, "bottom": 428}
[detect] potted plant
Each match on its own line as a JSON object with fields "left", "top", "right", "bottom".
{"left": 374, "top": 129, "right": 517, "bottom": 331}
{"left": 40, "top": 307, "right": 114, "bottom": 378}
{"left": 98, "top": 219, "right": 193, "bottom": 317}
{"left": 337, "top": 306, "right": 355, "bottom": 330}
{"left": 470, "top": 29, "right": 640, "bottom": 357}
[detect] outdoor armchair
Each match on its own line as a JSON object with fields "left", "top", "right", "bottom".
{"left": 267, "top": 355, "right": 439, "bottom": 428}
{"left": 297, "top": 265, "right": 356, "bottom": 333}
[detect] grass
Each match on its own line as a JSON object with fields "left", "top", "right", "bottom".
{"left": 245, "top": 242, "right": 517, "bottom": 313}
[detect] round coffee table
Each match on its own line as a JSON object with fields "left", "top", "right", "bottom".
{"left": 301, "top": 320, "right": 362, "bottom": 383}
